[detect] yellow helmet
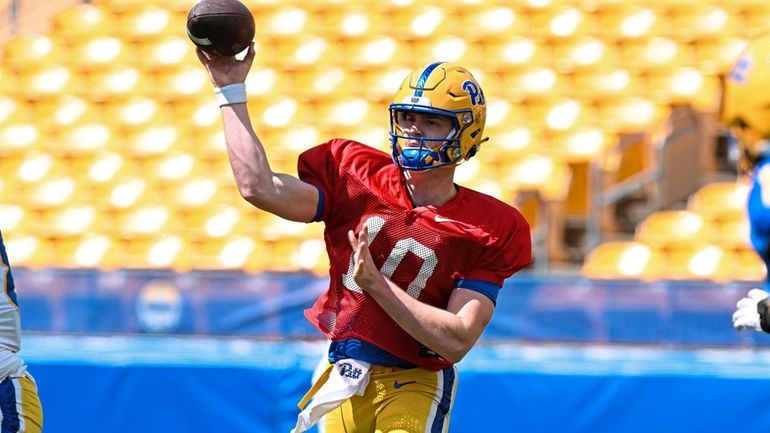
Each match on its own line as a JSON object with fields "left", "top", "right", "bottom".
{"left": 723, "top": 33, "right": 770, "bottom": 172}
{"left": 389, "top": 62, "right": 488, "bottom": 171}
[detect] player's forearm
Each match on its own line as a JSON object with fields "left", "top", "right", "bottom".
{"left": 220, "top": 105, "right": 275, "bottom": 200}
{"left": 367, "top": 277, "right": 479, "bottom": 364}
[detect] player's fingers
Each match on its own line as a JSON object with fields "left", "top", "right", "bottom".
{"left": 242, "top": 42, "right": 256, "bottom": 66}
{"left": 195, "top": 47, "right": 209, "bottom": 64}
{"left": 358, "top": 224, "right": 369, "bottom": 245}
{"left": 737, "top": 297, "right": 756, "bottom": 309}
{"left": 732, "top": 307, "right": 751, "bottom": 322}
{"left": 749, "top": 288, "right": 770, "bottom": 300}
{"left": 347, "top": 229, "right": 357, "bottom": 250}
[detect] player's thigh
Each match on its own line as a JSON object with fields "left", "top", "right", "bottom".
{"left": 0, "top": 374, "right": 43, "bottom": 433}
{"left": 375, "top": 366, "right": 458, "bottom": 433}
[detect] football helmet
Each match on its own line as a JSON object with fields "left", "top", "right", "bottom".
{"left": 389, "top": 62, "right": 488, "bottom": 171}
{"left": 722, "top": 33, "right": 770, "bottom": 173}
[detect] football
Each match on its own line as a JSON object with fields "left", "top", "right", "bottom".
{"left": 186, "top": 0, "right": 255, "bottom": 57}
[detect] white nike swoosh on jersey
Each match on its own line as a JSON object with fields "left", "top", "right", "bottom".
{"left": 187, "top": 29, "right": 212, "bottom": 46}
{"left": 434, "top": 215, "right": 456, "bottom": 223}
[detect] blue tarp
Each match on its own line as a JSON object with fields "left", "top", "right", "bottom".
{"left": 14, "top": 268, "right": 767, "bottom": 347}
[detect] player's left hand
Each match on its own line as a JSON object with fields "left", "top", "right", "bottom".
{"left": 348, "top": 224, "right": 386, "bottom": 293}
{"left": 733, "top": 288, "right": 770, "bottom": 332}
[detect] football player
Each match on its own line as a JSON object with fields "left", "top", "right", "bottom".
{"left": 197, "top": 46, "right": 532, "bottom": 432}
{"left": 726, "top": 33, "right": 770, "bottom": 333}
{"left": 0, "top": 231, "right": 43, "bottom": 433}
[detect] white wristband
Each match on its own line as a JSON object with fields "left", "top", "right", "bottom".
{"left": 214, "top": 83, "right": 247, "bottom": 107}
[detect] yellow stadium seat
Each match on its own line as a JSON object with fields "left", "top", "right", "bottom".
{"left": 596, "top": 97, "right": 668, "bottom": 133}
{"left": 51, "top": 4, "right": 117, "bottom": 41}
{"left": 114, "top": 204, "right": 178, "bottom": 239}
{"left": 582, "top": 241, "right": 664, "bottom": 280}
{"left": 635, "top": 210, "right": 712, "bottom": 251}
{"left": 103, "top": 96, "right": 171, "bottom": 130}
{"left": 119, "top": 124, "right": 189, "bottom": 158}
{"left": 596, "top": 7, "right": 673, "bottom": 40}
{"left": 1, "top": 233, "right": 55, "bottom": 269}
{"left": 712, "top": 212, "right": 752, "bottom": 250}
{"left": 34, "top": 95, "right": 100, "bottom": 127}
{"left": 499, "top": 67, "right": 568, "bottom": 102}
{"left": 153, "top": 65, "right": 212, "bottom": 101}
{"left": 114, "top": 6, "right": 184, "bottom": 41}
{"left": 551, "top": 37, "right": 621, "bottom": 73}
{"left": 527, "top": 97, "right": 596, "bottom": 131}
{"left": 0, "top": 96, "right": 30, "bottom": 126}
{"left": 646, "top": 68, "right": 721, "bottom": 111}
{"left": 342, "top": 36, "right": 411, "bottom": 71}
{"left": 549, "top": 128, "right": 618, "bottom": 162}
{"left": 252, "top": 4, "right": 314, "bottom": 38}
{"left": 23, "top": 176, "right": 82, "bottom": 210}
{"left": 0, "top": 122, "right": 42, "bottom": 155}
{"left": 388, "top": 4, "right": 453, "bottom": 41}
{"left": 97, "top": 0, "right": 191, "bottom": 13}
{"left": 65, "top": 36, "right": 134, "bottom": 72}
{"left": 693, "top": 37, "right": 750, "bottom": 75}
{"left": 528, "top": 5, "right": 596, "bottom": 39}
{"left": 2, "top": 34, "right": 62, "bottom": 72}
{"left": 169, "top": 97, "right": 222, "bottom": 132}
{"left": 38, "top": 205, "right": 104, "bottom": 239}
{"left": 620, "top": 37, "right": 693, "bottom": 72}
{"left": 195, "top": 235, "right": 261, "bottom": 271}
{"left": 501, "top": 153, "right": 572, "bottom": 201}
{"left": 93, "top": 175, "right": 161, "bottom": 210}
{"left": 571, "top": 68, "right": 646, "bottom": 102}
{"left": 122, "top": 235, "right": 191, "bottom": 270}
{"left": 163, "top": 177, "right": 226, "bottom": 211}
{"left": 314, "top": 4, "right": 387, "bottom": 40}
{"left": 68, "top": 150, "right": 137, "bottom": 189}
{"left": 260, "top": 35, "right": 342, "bottom": 70}
{"left": 15, "top": 63, "right": 83, "bottom": 99}
{"left": 411, "top": 34, "right": 484, "bottom": 68}
{"left": 49, "top": 234, "right": 123, "bottom": 269}
{"left": 669, "top": 5, "right": 741, "bottom": 42}
{"left": 135, "top": 35, "right": 199, "bottom": 71}
{"left": 663, "top": 243, "right": 737, "bottom": 282}
{"left": 732, "top": 247, "right": 768, "bottom": 282}
{"left": 687, "top": 181, "right": 750, "bottom": 223}
{"left": 140, "top": 151, "right": 200, "bottom": 185}
{"left": 48, "top": 122, "right": 114, "bottom": 156}
{"left": 0, "top": 204, "right": 37, "bottom": 234}
{"left": 84, "top": 65, "right": 154, "bottom": 101}
{"left": 482, "top": 35, "right": 552, "bottom": 72}
{"left": 458, "top": 5, "right": 527, "bottom": 38}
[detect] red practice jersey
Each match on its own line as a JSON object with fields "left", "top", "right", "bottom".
{"left": 298, "top": 139, "right": 531, "bottom": 370}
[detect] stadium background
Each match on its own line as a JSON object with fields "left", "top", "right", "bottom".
{"left": 1, "top": 0, "right": 770, "bottom": 431}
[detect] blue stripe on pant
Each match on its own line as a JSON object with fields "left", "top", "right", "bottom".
{"left": 430, "top": 366, "right": 456, "bottom": 433}
{"left": 0, "top": 377, "right": 20, "bottom": 433}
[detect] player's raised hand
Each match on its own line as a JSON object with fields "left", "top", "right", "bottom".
{"left": 733, "top": 288, "right": 770, "bottom": 332}
{"left": 196, "top": 43, "right": 256, "bottom": 88}
{"left": 348, "top": 225, "right": 385, "bottom": 293}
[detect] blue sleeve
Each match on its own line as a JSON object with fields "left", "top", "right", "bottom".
{"left": 455, "top": 279, "right": 501, "bottom": 305}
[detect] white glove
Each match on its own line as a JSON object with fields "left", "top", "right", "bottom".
{"left": 733, "top": 288, "right": 770, "bottom": 331}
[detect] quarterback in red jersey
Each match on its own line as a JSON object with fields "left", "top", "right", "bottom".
{"left": 197, "top": 45, "right": 531, "bottom": 433}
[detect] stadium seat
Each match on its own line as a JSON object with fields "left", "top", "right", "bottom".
{"left": 663, "top": 244, "right": 737, "bottom": 282}
{"left": 687, "top": 181, "right": 750, "bottom": 224}
{"left": 114, "top": 6, "right": 183, "bottom": 41}
{"left": 635, "top": 210, "right": 711, "bottom": 251}
{"left": 582, "top": 241, "right": 664, "bottom": 280}
{"left": 66, "top": 36, "right": 134, "bottom": 72}
{"left": 34, "top": 95, "right": 100, "bottom": 127}
{"left": 2, "top": 34, "right": 62, "bottom": 72}
{"left": 135, "top": 35, "right": 199, "bottom": 71}
{"left": 84, "top": 65, "right": 153, "bottom": 101}
{"left": 51, "top": 3, "right": 117, "bottom": 42}
{"left": 596, "top": 7, "right": 672, "bottom": 40}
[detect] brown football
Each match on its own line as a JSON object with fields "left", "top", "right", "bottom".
{"left": 186, "top": 0, "right": 255, "bottom": 57}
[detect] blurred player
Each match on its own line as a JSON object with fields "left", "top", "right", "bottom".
{"left": 0, "top": 231, "right": 43, "bottom": 433}
{"left": 196, "top": 46, "right": 532, "bottom": 432}
{"left": 725, "top": 33, "right": 770, "bottom": 333}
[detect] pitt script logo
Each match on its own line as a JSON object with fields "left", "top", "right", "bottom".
{"left": 338, "top": 362, "right": 363, "bottom": 379}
